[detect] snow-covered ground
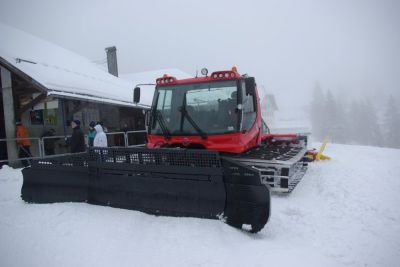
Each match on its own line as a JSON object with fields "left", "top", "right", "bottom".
{"left": 1, "top": 144, "right": 399, "bottom": 267}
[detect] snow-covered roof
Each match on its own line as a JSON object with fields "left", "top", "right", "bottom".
{"left": 0, "top": 23, "right": 151, "bottom": 108}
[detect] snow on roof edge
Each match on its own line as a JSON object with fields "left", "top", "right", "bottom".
{"left": 47, "top": 90, "right": 150, "bottom": 109}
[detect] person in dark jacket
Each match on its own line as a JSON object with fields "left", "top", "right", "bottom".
{"left": 41, "top": 128, "right": 58, "bottom": 155}
{"left": 67, "top": 120, "right": 85, "bottom": 153}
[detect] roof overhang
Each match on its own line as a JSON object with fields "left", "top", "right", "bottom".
{"left": 47, "top": 90, "right": 150, "bottom": 109}
{"left": 1, "top": 57, "right": 150, "bottom": 110}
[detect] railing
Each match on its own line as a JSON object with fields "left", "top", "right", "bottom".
{"left": 41, "top": 135, "right": 71, "bottom": 157}
{"left": 0, "top": 130, "right": 147, "bottom": 163}
{"left": 105, "top": 131, "right": 126, "bottom": 147}
{"left": 0, "top": 137, "right": 42, "bottom": 162}
{"left": 125, "top": 130, "right": 147, "bottom": 147}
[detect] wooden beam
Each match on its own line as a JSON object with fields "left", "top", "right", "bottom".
{"left": 17, "top": 93, "right": 47, "bottom": 116}
{"left": 1, "top": 66, "right": 18, "bottom": 166}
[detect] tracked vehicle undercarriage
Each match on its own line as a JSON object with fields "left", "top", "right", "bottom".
{"left": 228, "top": 139, "right": 308, "bottom": 193}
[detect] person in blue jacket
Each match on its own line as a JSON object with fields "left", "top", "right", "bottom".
{"left": 88, "top": 121, "right": 96, "bottom": 147}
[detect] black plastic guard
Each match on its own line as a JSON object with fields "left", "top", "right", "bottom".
{"left": 221, "top": 157, "right": 271, "bottom": 233}
{"left": 21, "top": 153, "right": 90, "bottom": 203}
{"left": 21, "top": 147, "right": 270, "bottom": 233}
{"left": 87, "top": 147, "right": 225, "bottom": 218}
{"left": 21, "top": 148, "right": 226, "bottom": 218}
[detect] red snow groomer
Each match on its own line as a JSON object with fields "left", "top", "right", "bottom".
{"left": 21, "top": 67, "right": 308, "bottom": 233}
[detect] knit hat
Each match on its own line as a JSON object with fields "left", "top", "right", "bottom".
{"left": 73, "top": 119, "right": 81, "bottom": 126}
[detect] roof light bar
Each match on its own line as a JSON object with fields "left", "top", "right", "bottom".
{"left": 156, "top": 75, "right": 177, "bottom": 85}
{"left": 210, "top": 70, "right": 240, "bottom": 80}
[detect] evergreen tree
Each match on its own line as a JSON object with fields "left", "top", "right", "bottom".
{"left": 323, "top": 90, "right": 337, "bottom": 142}
{"left": 323, "top": 90, "right": 346, "bottom": 143}
{"left": 346, "top": 98, "right": 383, "bottom": 147}
{"left": 360, "top": 99, "right": 383, "bottom": 147}
{"left": 347, "top": 100, "right": 361, "bottom": 144}
{"left": 310, "top": 82, "right": 325, "bottom": 141}
{"left": 383, "top": 96, "right": 400, "bottom": 148}
{"left": 310, "top": 86, "right": 386, "bottom": 147}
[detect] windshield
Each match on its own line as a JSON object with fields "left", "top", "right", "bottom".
{"left": 151, "top": 80, "right": 239, "bottom": 136}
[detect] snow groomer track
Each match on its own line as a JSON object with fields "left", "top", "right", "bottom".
{"left": 228, "top": 142, "right": 308, "bottom": 193}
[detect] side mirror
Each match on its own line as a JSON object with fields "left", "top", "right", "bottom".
{"left": 245, "top": 77, "right": 255, "bottom": 95}
{"left": 133, "top": 87, "right": 141, "bottom": 103}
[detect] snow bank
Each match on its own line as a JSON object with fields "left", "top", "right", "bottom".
{"left": 0, "top": 144, "right": 399, "bottom": 267}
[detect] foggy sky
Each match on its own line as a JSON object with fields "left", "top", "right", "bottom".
{"left": 1, "top": 0, "right": 399, "bottom": 108}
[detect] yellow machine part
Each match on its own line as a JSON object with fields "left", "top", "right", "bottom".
{"left": 315, "top": 138, "right": 330, "bottom": 161}
{"left": 306, "top": 138, "right": 331, "bottom": 161}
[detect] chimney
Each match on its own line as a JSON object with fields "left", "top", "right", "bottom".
{"left": 105, "top": 46, "right": 118, "bottom": 77}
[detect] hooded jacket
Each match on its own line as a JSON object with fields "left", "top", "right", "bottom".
{"left": 93, "top": 124, "right": 108, "bottom": 147}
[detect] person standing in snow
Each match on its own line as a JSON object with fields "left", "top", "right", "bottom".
{"left": 93, "top": 124, "right": 108, "bottom": 147}
{"left": 87, "top": 121, "right": 96, "bottom": 147}
{"left": 16, "top": 120, "right": 32, "bottom": 167}
{"left": 67, "top": 120, "right": 85, "bottom": 153}
{"left": 41, "top": 128, "right": 58, "bottom": 155}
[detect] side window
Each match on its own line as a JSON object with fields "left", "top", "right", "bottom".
{"left": 157, "top": 90, "right": 172, "bottom": 111}
{"left": 153, "top": 90, "right": 173, "bottom": 132}
{"left": 241, "top": 81, "right": 256, "bottom": 130}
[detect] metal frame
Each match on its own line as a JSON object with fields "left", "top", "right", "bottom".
{"left": 0, "top": 137, "right": 42, "bottom": 162}
{"left": 0, "top": 130, "right": 147, "bottom": 163}
{"left": 125, "top": 130, "right": 147, "bottom": 147}
{"left": 228, "top": 139, "right": 309, "bottom": 193}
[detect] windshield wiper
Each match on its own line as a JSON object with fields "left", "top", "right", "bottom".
{"left": 155, "top": 110, "right": 171, "bottom": 140}
{"left": 152, "top": 92, "right": 171, "bottom": 139}
{"left": 179, "top": 93, "right": 208, "bottom": 140}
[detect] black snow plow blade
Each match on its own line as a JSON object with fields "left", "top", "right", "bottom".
{"left": 21, "top": 147, "right": 270, "bottom": 233}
